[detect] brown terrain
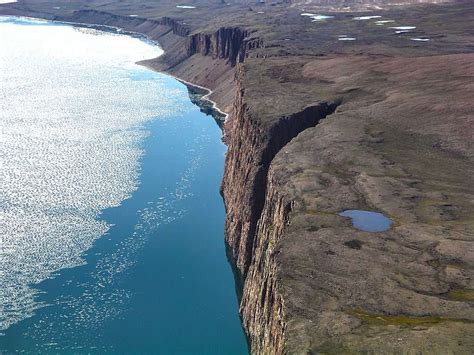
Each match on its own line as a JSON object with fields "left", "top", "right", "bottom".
{"left": 2, "top": 0, "right": 473, "bottom": 353}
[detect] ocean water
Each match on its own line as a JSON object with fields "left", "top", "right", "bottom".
{"left": 0, "top": 17, "right": 248, "bottom": 353}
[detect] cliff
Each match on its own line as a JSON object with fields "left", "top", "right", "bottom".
{"left": 187, "top": 28, "right": 263, "bottom": 66}
{"left": 222, "top": 66, "right": 339, "bottom": 275}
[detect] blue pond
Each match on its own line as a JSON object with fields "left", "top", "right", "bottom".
{"left": 339, "top": 210, "right": 393, "bottom": 232}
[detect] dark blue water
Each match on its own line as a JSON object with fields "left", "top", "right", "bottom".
{"left": 0, "top": 18, "right": 248, "bottom": 354}
{"left": 339, "top": 210, "right": 393, "bottom": 233}
{"left": 1, "top": 96, "right": 248, "bottom": 353}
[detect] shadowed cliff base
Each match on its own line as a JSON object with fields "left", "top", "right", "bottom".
{"left": 2, "top": 0, "right": 473, "bottom": 353}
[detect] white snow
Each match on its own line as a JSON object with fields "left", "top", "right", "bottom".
{"left": 353, "top": 15, "right": 382, "bottom": 21}
{"left": 301, "top": 13, "right": 334, "bottom": 21}
{"left": 390, "top": 26, "right": 416, "bottom": 30}
{"left": 374, "top": 20, "right": 395, "bottom": 25}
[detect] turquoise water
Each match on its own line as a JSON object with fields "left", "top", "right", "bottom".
{"left": 339, "top": 210, "right": 393, "bottom": 233}
{"left": 0, "top": 17, "right": 247, "bottom": 353}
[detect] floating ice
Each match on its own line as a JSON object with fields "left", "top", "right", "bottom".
{"left": 129, "top": 14, "right": 138, "bottom": 17}
{"left": 353, "top": 15, "right": 382, "bottom": 20}
{"left": 410, "top": 38, "right": 430, "bottom": 42}
{"left": 395, "top": 30, "right": 411, "bottom": 34}
{"left": 338, "top": 37, "right": 356, "bottom": 41}
{"left": 0, "top": 17, "right": 184, "bottom": 332}
{"left": 0, "top": 0, "right": 17, "bottom": 3}
{"left": 176, "top": 5, "right": 196, "bottom": 9}
{"left": 301, "top": 13, "right": 334, "bottom": 21}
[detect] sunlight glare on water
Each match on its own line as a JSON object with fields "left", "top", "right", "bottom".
{"left": 0, "top": 16, "right": 181, "bottom": 331}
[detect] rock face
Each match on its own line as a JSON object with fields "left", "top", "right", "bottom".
{"left": 239, "top": 168, "right": 292, "bottom": 354}
{"left": 222, "top": 66, "right": 339, "bottom": 275}
{"left": 187, "top": 28, "right": 262, "bottom": 65}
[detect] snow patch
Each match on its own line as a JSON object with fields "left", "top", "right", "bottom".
{"left": 353, "top": 15, "right": 381, "bottom": 21}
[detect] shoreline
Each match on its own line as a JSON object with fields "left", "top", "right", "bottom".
{"left": 0, "top": 15, "right": 229, "bottom": 121}
{"left": 0, "top": 18, "right": 248, "bottom": 351}
{"left": 138, "top": 61, "right": 229, "bottom": 120}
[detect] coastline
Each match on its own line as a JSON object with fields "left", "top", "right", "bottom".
{"left": 0, "top": 15, "right": 227, "bottom": 119}
{"left": 0, "top": 18, "right": 248, "bottom": 351}
{"left": 138, "top": 61, "right": 229, "bottom": 120}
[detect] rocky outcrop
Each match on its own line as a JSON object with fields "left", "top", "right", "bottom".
{"left": 187, "top": 28, "right": 263, "bottom": 65}
{"left": 222, "top": 65, "right": 339, "bottom": 276}
{"left": 240, "top": 170, "right": 292, "bottom": 354}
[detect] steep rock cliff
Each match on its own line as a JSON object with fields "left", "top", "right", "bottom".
{"left": 222, "top": 65, "right": 339, "bottom": 276}
{"left": 240, "top": 170, "right": 292, "bottom": 354}
{"left": 187, "top": 28, "right": 263, "bottom": 65}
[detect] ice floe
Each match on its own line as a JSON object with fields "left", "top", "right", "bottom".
{"left": 176, "top": 5, "right": 196, "bottom": 9}
{"left": 338, "top": 37, "right": 356, "bottom": 41}
{"left": 410, "top": 38, "right": 430, "bottom": 42}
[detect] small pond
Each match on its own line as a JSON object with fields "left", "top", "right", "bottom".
{"left": 339, "top": 210, "right": 393, "bottom": 232}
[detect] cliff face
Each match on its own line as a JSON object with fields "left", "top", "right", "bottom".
{"left": 221, "top": 66, "right": 338, "bottom": 351}
{"left": 239, "top": 170, "right": 292, "bottom": 354}
{"left": 222, "top": 66, "right": 338, "bottom": 276}
{"left": 187, "top": 28, "right": 263, "bottom": 65}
